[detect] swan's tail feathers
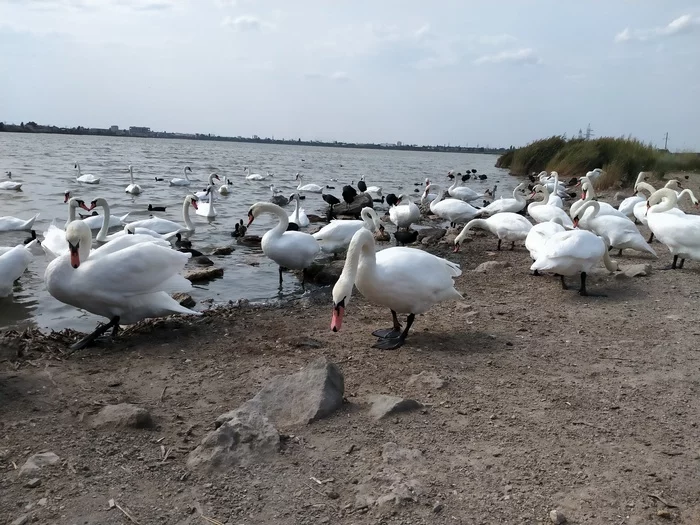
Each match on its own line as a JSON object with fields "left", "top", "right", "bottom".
{"left": 642, "top": 243, "right": 657, "bottom": 257}
{"left": 443, "top": 259, "right": 462, "bottom": 277}
{"left": 40, "top": 242, "right": 59, "bottom": 261}
{"left": 119, "top": 212, "right": 131, "bottom": 224}
{"left": 24, "top": 240, "right": 39, "bottom": 254}
{"left": 160, "top": 274, "right": 194, "bottom": 293}
{"left": 24, "top": 214, "right": 39, "bottom": 230}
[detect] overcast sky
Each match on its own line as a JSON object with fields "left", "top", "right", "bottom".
{"left": 2, "top": 0, "right": 700, "bottom": 150}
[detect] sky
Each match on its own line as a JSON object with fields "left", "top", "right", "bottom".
{"left": 1, "top": 0, "right": 700, "bottom": 151}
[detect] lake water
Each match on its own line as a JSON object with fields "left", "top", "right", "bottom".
{"left": 0, "top": 133, "right": 514, "bottom": 332}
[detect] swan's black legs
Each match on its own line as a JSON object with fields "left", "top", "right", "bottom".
{"left": 69, "top": 316, "right": 121, "bottom": 352}
{"left": 301, "top": 268, "right": 307, "bottom": 289}
{"left": 578, "top": 272, "right": 606, "bottom": 297}
{"left": 679, "top": 258, "right": 686, "bottom": 269}
{"left": 559, "top": 274, "right": 568, "bottom": 290}
{"left": 278, "top": 266, "right": 284, "bottom": 286}
{"left": 532, "top": 269, "right": 540, "bottom": 276}
{"left": 648, "top": 232, "right": 655, "bottom": 243}
{"left": 618, "top": 249, "right": 623, "bottom": 256}
{"left": 497, "top": 239, "right": 502, "bottom": 251}
{"left": 510, "top": 241, "right": 515, "bottom": 251}
{"left": 373, "top": 314, "right": 415, "bottom": 350}
{"left": 372, "top": 310, "right": 403, "bottom": 339}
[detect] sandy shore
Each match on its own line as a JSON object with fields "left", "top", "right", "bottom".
{"left": 2, "top": 180, "right": 700, "bottom": 524}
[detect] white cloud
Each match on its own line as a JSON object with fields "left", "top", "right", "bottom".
{"left": 615, "top": 14, "right": 700, "bottom": 43}
{"left": 477, "top": 33, "right": 517, "bottom": 46}
{"left": 474, "top": 48, "right": 540, "bottom": 65}
{"left": 221, "top": 14, "right": 274, "bottom": 32}
{"left": 330, "top": 71, "right": 350, "bottom": 82}
{"left": 18, "top": 0, "right": 182, "bottom": 10}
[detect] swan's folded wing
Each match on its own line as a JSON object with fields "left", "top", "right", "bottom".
{"left": 543, "top": 231, "right": 602, "bottom": 259}
{"left": 81, "top": 243, "right": 192, "bottom": 296}
{"left": 90, "top": 235, "right": 171, "bottom": 261}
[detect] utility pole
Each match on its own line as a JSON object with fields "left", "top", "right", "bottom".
{"left": 585, "top": 123, "right": 594, "bottom": 140}
{"left": 664, "top": 132, "right": 669, "bottom": 150}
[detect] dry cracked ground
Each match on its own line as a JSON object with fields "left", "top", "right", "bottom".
{"left": 1, "top": 180, "right": 700, "bottom": 525}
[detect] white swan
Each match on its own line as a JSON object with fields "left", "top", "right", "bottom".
{"left": 105, "top": 224, "right": 176, "bottom": 241}
{"left": 247, "top": 202, "right": 320, "bottom": 286}
{"left": 331, "top": 227, "right": 462, "bottom": 350}
{"left": 195, "top": 173, "right": 221, "bottom": 199}
{"left": 525, "top": 217, "right": 567, "bottom": 268}
{"left": 295, "top": 173, "right": 323, "bottom": 193}
{"left": 125, "top": 195, "right": 198, "bottom": 234}
{"left": 288, "top": 193, "right": 309, "bottom": 228}
{"left": 0, "top": 241, "right": 35, "bottom": 297}
{"left": 447, "top": 178, "right": 486, "bottom": 203}
{"left": 45, "top": 220, "right": 199, "bottom": 350}
{"left": 124, "top": 165, "right": 142, "bottom": 195}
{"left": 86, "top": 197, "right": 157, "bottom": 242}
{"left": 42, "top": 196, "right": 90, "bottom": 258}
{"left": 454, "top": 212, "right": 532, "bottom": 252}
{"left": 359, "top": 175, "right": 383, "bottom": 197}
{"left": 570, "top": 180, "right": 630, "bottom": 221}
{"left": 244, "top": 167, "right": 269, "bottom": 181}
{"left": 530, "top": 228, "right": 618, "bottom": 295}
{"left": 218, "top": 177, "right": 232, "bottom": 195}
{"left": 313, "top": 207, "right": 381, "bottom": 254}
{"left": 170, "top": 166, "right": 193, "bottom": 186}
{"left": 0, "top": 213, "right": 39, "bottom": 232}
{"left": 646, "top": 188, "right": 700, "bottom": 269}
{"left": 389, "top": 194, "right": 421, "bottom": 230}
{"left": 0, "top": 171, "right": 22, "bottom": 191}
{"left": 62, "top": 191, "right": 130, "bottom": 230}
{"left": 541, "top": 171, "right": 568, "bottom": 201}
{"left": 476, "top": 182, "right": 529, "bottom": 216}
{"left": 573, "top": 200, "right": 656, "bottom": 256}
{"left": 196, "top": 185, "right": 217, "bottom": 218}
{"left": 425, "top": 184, "right": 480, "bottom": 227}
{"left": 420, "top": 178, "right": 437, "bottom": 204}
{"left": 527, "top": 185, "right": 573, "bottom": 226}
{"left": 581, "top": 168, "right": 604, "bottom": 186}
{"left": 75, "top": 163, "right": 100, "bottom": 184}
{"left": 617, "top": 172, "right": 650, "bottom": 218}
{"left": 632, "top": 181, "right": 690, "bottom": 228}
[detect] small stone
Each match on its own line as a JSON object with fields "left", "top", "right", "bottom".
{"left": 90, "top": 403, "right": 153, "bottom": 429}
{"left": 657, "top": 509, "right": 672, "bottom": 519}
{"left": 10, "top": 515, "right": 29, "bottom": 525}
{"left": 473, "top": 261, "right": 512, "bottom": 273}
{"left": 38, "top": 498, "right": 47, "bottom": 506}
{"left": 433, "top": 502, "right": 444, "bottom": 514}
{"left": 369, "top": 395, "right": 422, "bottom": 420}
{"left": 19, "top": 452, "right": 60, "bottom": 476}
{"left": 407, "top": 371, "right": 446, "bottom": 389}
{"left": 549, "top": 509, "right": 567, "bottom": 524}
{"left": 212, "top": 246, "right": 234, "bottom": 256}
{"left": 184, "top": 267, "right": 224, "bottom": 283}
{"left": 171, "top": 292, "right": 196, "bottom": 308}
{"left": 25, "top": 478, "right": 41, "bottom": 488}
{"left": 618, "top": 263, "right": 653, "bottom": 278}
{"left": 345, "top": 444, "right": 356, "bottom": 455}
{"left": 326, "top": 490, "right": 340, "bottom": 500}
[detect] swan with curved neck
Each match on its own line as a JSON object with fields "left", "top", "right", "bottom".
{"left": 527, "top": 185, "right": 573, "bottom": 226}
{"left": 45, "top": 220, "right": 199, "bottom": 350}
{"left": 170, "top": 166, "right": 193, "bottom": 186}
{"left": 125, "top": 165, "right": 142, "bottom": 195}
{"left": 572, "top": 200, "right": 656, "bottom": 256}
{"left": 125, "top": 195, "right": 199, "bottom": 234}
{"left": 247, "top": 202, "right": 320, "bottom": 287}
{"left": 454, "top": 212, "right": 533, "bottom": 252}
{"left": 645, "top": 188, "right": 700, "bottom": 269}
{"left": 425, "top": 184, "right": 480, "bottom": 227}
{"left": 312, "top": 207, "right": 382, "bottom": 254}
{"left": 476, "top": 182, "right": 529, "bottom": 216}
{"left": 295, "top": 174, "right": 324, "bottom": 193}
{"left": 447, "top": 177, "right": 485, "bottom": 202}
{"left": 570, "top": 181, "right": 630, "bottom": 221}
{"left": 331, "top": 227, "right": 462, "bottom": 349}
{"left": 196, "top": 185, "right": 217, "bottom": 218}
{"left": 389, "top": 193, "right": 421, "bottom": 230}
{"left": 288, "top": 193, "right": 309, "bottom": 228}
{"left": 75, "top": 162, "right": 100, "bottom": 184}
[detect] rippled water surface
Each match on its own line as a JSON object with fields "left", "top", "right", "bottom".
{"left": 0, "top": 133, "right": 515, "bottom": 332}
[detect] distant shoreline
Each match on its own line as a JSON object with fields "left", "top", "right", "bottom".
{"left": 0, "top": 123, "right": 506, "bottom": 156}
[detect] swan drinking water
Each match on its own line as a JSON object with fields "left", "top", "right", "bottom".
{"left": 247, "top": 202, "right": 320, "bottom": 287}
{"left": 45, "top": 220, "right": 199, "bottom": 350}
{"left": 124, "top": 165, "right": 142, "bottom": 195}
{"left": 331, "top": 228, "right": 463, "bottom": 350}
{"left": 75, "top": 163, "right": 100, "bottom": 184}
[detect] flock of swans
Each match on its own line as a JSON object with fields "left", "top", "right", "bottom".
{"left": 0, "top": 163, "right": 698, "bottom": 351}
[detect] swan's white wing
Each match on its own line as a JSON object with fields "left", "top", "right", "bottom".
{"left": 0, "top": 244, "right": 32, "bottom": 296}
{"left": 42, "top": 223, "right": 68, "bottom": 257}
{"left": 90, "top": 234, "right": 171, "bottom": 261}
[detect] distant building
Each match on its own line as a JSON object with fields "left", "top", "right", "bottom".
{"left": 129, "top": 126, "right": 151, "bottom": 136}
{"left": 110, "top": 125, "right": 118, "bottom": 132}
{"left": 396, "top": 141, "right": 402, "bottom": 147}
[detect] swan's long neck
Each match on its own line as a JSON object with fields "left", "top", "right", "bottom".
{"left": 430, "top": 186, "right": 445, "bottom": 208}
{"left": 513, "top": 186, "right": 526, "bottom": 203}
{"left": 635, "top": 182, "right": 656, "bottom": 196}
{"left": 360, "top": 208, "right": 379, "bottom": 231}
{"left": 96, "top": 199, "right": 111, "bottom": 240}
{"left": 532, "top": 187, "right": 549, "bottom": 207}
{"left": 293, "top": 196, "right": 301, "bottom": 221}
{"left": 457, "top": 219, "right": 487, "bottom": 243}
{"left": 577, "top": 200, "right": 600, "bottom": 219}
{"left": 207, "top": 186, "right": 214, "bottom": 206}
{"left": 67, "top": 198, "right": 79, "bottom": 225}
{"left": 78, "top": 227, "right": 92, "bottom": 262}
{"left": 339, "top": 229, "right": 375, "bottom": 292}
{"left": 183, "top": 168, "right": 190, "bottom": 181}
{"left": 258, "top": 202, "right": 290, "bottom": 237}
{"left": 553, "top": 172, "right": 559, "bottom": 190}
{"left": 449, "top": 179, "right": 460, "bottom": 191}
{"left": 75, "top": 163, "right": 82, "bottom": 176}
{"left": 182, "top": 198, "right": 194, "bottom": 229}
{"left": 129, "top": 167, "right": 135, "bottom": 185}
{"left": 677, "top": 188, "right": 697, "bottom": 204}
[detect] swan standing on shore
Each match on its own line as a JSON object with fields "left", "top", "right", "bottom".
{"left": 617, "top": 172, "right": 650, "bottom": 218}
{"left": 389, "top": 194, "right": 421, "bottom": 230}
{"left": 476, "top": 182, "right": 529, "bottom": 216}
{"left": 45, "top": 220, "right": 199, "bottom": 350}
{"left": 447, "top": 176, "right": 486, "bottom": 203}
{"left": 570, "top": 180, "right": 631, "bottom": 221}
{"left": 170, "top": 166, "right": 193, "bottom": 186}
{"left": 295, "top": 173, "right": 323, "bottom": 193}
{"left": 247, "top": 202, "right": 320, "bottom": 287}
{"left": 646, "top": 188, "right": 700, "bottom": 269}
{"left": 125, "top": 195, "right": 199, "bottom": 234}
{"left": 75, "top": 163, "right": 100, "bottom": 184}
{"left": 525, "top": 217, "right": 567, "bottom": 272}
{"left": 527, "top": 185, "right": 573, "bottom": 226}
{"left": 331, "top": 228, "right": 462, "bottom": 350}
{"left": 454, "top": 213, "right": 533, "bottom": 252}
{"left": 124, "top": 165, "right": 142, "bottom": 195}
{"left": 313, "top": 207, "right": 381, "bottom": 254}
{"left": 424, "top": 184, "right": 480, "bottom": 227}
{"left": 0, "top": 241, "right": 36, "bottom": 297}
{"left": 0, "top": 171, "right": 22, "bottom": 191}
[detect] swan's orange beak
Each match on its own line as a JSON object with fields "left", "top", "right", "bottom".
{"left": 191, "top": 200, "right": 199, "bottom": 210}
{"left": 247, "top": 211, "right": 255, "bottom": 227}
{"left": 331, "top": 301, "right": 345, "bottom": 332}
{"left": 63, "top": 192, "right": 70, "bottom": 203}
{"left": 87, "top": 200, "right": 97, "bottom": 211}
{"left": 79, "top": 201, "right": 91, "bottom": 212}
{"left": 581, "top": 191, "right": 587, "bottom": 199}
{"left": 453, "top": 242, "right": 460, "bottom": 253}
{"left": 69, "top": 242, "right": 81, "bottom": 269}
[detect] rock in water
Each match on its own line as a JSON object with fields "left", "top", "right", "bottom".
{"left": 19, "top": 452, "right": 60, "bottom": 476}
{"left": 369, "top": 395, "right": 422, "bottom": 420}
{"left": 212, "top": 246, "right": 234, "bottom": 256}
{"left": 300, "top": 260, "right": 346, "bottom": 286}
{"left": 171, "top": 292, "right": 196, "bottom": 308}
{"left": 187, "top": 407, "right": 280, "bottom": 471}
{"left": 90, "top": 403, "right": 153, "bottom": 429}
{"left": 332, "top": 193, "right": 373, "bottom": 218}
{"left": 216, "top": 357, "right": 345, "bottom": 428}
{"left": 184, "top": 267, "right": 224, "bottom": 283}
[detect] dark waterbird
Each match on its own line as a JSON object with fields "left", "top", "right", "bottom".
{"left": 357, "top": 178, "right": 367, "bottom": 192}
{"left": 174, "top": 233, "right": 192, "bottom": 249}
{"left": 393, "top": 229, "right": 418, "bottom": 246}
{"left": 385, "top": 193, "right": 400, "bottom": 207}
{"left": 478, "top": 174, "right": 488, "bottom": 180}
{"left": 154, "top": 177, "right": 164, "bottom": 182}
{"left": 148, "top": 204, "right": 167, "bottom": 212}
{"left": 231, "top": 219, "right": 247, "bottom": 238}
{"left": 322, "top": 194, "right": 340, "bottom": 207}
{"left": 23, "top": 230, "right": 37, "bottom": 244}
{"left": 342, "top": 185, "right": 358, "bottom": 204}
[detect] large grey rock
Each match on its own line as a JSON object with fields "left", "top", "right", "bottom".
{"left": 216, "top": 358, "right": 344, "bottom": 428}
{"left": 90, "top": 403, "right": 153, "bottom": 429}
{"left": 300, "top": 260, "right": 346, "bottom": 286}
{"left": 19, "top": 452, "right": 60, "bottom": 476}
{"left": 332, "top": 193, "right": 374, "bottom": 218}
{"left": 473, "top": 261, "right": 512, "bottom": 273}
{"left": 187, "top": 407, "right": 280, "bottom": 471}
{"left": 369, "top": 395, "right": 422, "bottom": 420}
{"left": 417, "top": 228, "right": 446, "bottom": 246}
{"left": 184, "top": 267, "right": 224, "bottom": 283}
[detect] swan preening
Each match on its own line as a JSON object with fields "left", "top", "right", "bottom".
{"left": 331, "top": 228, "right": 462, "bottom": 349}
{"left": 45, "top": 220, "right": 199, "bottom": 350}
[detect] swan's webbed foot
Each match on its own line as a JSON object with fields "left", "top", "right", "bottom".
{"left": 372, "top": 310, "right": 402, "bottom": 339}
{"left": 373, "top": 336, "right": 406, "bottom": 350}
{"left": 577, "top": 272, "right": 606, "bottom": 297}
{"left": 68, "top": 316, "right": 120, "bottom": 353}
{"left": 661, "top": 255, "right": 680, "bottom": 271}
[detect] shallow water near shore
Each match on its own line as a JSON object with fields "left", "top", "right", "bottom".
{"left": 0, "top": 132, "right": 515, "bottom": 332}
